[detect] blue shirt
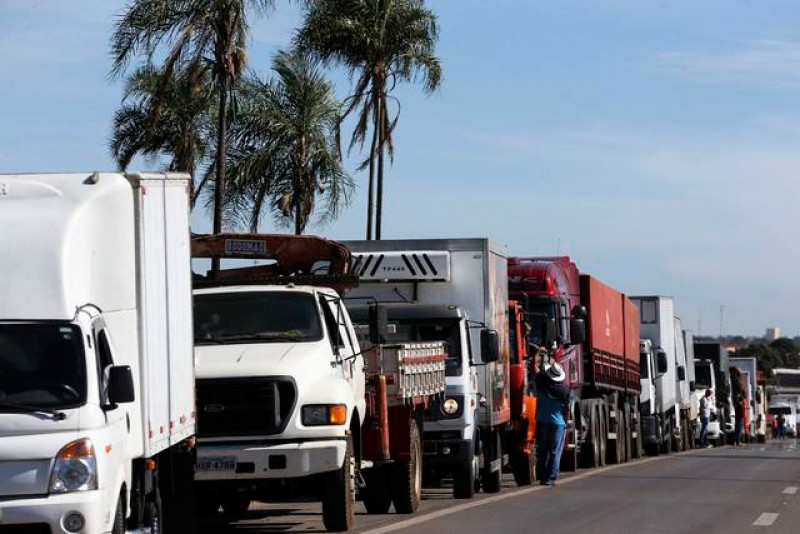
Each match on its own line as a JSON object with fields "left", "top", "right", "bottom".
{"left": 535, "top": 372, "right": 570, "bottom": 426}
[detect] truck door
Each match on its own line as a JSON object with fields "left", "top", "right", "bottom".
{"left": 319, "top": 294, "right": 365, "bottom": 411}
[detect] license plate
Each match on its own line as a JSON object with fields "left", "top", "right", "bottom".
{"left": 197, "top": 456, "right": 236, "bottom": 472}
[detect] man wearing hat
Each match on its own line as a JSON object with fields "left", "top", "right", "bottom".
{"left": 535, "top": 361, "right": 571, "bottom": 486}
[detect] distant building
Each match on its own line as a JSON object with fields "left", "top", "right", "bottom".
{"left": 766, "top": 326, "right": 781, "bottom": 342}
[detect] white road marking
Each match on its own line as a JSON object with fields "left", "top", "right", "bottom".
{"left": 752, "top": 513, "right": 779, "bottom": 527}
{"left": 360, "top": 454, "right": 672, "bottom": 534}
{"left": 782, "top": 486, "right": 798, "bottom": 495}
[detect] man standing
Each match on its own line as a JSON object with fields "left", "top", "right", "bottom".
{"left": 733, "top": 395, "right": 745, "bottom": 446}
{"left": 535, "top": 362, "right": 571, "bottom": 486}
{"left": 699, "top": 389, "right": 713, "bottom": 448}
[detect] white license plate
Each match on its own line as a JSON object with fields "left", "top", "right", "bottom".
{"left": 197, "top": 456, "right": 237, "bottom": 472}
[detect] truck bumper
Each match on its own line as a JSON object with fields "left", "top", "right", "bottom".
{"left": 196, "top": 439, "right": 346, "bottom": 481}
{"left": 0, "top": 489, "right": 113, "bottom": 534}
{"left": 422, "top": 435, "right": 473, "bottom": 465}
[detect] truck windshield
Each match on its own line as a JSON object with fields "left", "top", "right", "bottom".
{"left": 695, "top": 365, "right": 712, "bottom": 389}
{"left": 639, "top": 351, "right": 650, "bottom": 378}
{"left": 194, "top": 291, "right": 323, "bottom": 344}
{"left": 526, "top": 300, "right": 557, "bottom": 347}
{"left": 0, "top": 323, "right": 86, "bottom": 409}
{"left": 385, "top": 320, "right": 463, "bottom": 377}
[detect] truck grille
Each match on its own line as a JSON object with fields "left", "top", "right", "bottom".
{"left": 197, "top": 377, "right": 296, "bottom": 437}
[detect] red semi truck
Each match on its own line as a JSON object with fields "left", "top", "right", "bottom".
{"left": 509, "top": 257, "right": 642, "bottom": 470}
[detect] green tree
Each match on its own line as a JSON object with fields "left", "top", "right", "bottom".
{"left": 225, "top": 51, "right": 353, "bottom": 234}
{"left": 110, "top": 64, "right": 215, "bottom": 205}
{"left": 110, "top": 0, "right": 274, "bottom": 266}
{"left": 296, "top": 0, "right": 442, "bottom": 239}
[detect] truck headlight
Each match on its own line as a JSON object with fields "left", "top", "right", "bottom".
{"left": 50, "top": 439, "right": 98, "bottom": 493}
{"left": 443, "top": 398, "right": 460, "bottom": 415}
{"left": 302, "top": 404, "right": 347, "bottom": 426}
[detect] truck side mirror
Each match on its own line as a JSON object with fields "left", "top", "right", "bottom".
{"left": 481, "top": 329, "right": 500, "bottom": 363}
{"left": 569, "top": 317, "right": 586, "bottom": 345}
{"left": 368, "top": 303, "right": 388, "bottom": 345}
{"left": 108, "top": 365, "right": 135, "bottom": 405}
{"left": 677, "top": 365, "right": 686, "bottom": 381}
{"left": 571, "top": 305, "right": 588, "bottom": 319}
{"left": 689, "top": 380, "right": 696, "bottom": 392}
{"left": 656, "top": 350, "right": 668, "bottom": 375}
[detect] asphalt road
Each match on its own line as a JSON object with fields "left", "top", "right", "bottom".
{"left": 198, "top": 440, "right": 800, "bottom": 534}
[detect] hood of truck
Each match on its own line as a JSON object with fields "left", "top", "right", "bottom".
{"left": 0, "top": 417, "right": 82, "bottom": 497}
{"left": 195, "top": 340, "right": 331, "bottom": 379}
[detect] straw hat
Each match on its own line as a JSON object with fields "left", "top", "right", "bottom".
{"left": 544, "top": 362, "right": 566, "bottom": 383}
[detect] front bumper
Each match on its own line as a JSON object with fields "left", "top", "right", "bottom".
{"left": 196, "top": 439, "right": 346, "bottom": 481}
{"left": 0, "top": 489, "right": 112, "bottom": 534}
{"left": 422, "top": 434, "right": 473, "bottom": 465}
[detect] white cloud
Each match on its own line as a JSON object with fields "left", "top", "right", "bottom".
{"left": 658, "top": 40, "right": 800, "bottom": 88}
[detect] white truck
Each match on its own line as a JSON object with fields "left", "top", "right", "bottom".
{"left": 0, "top": 172, "right": 196, "bottom": 533}
{"left": 693, "top": 359, "right": 723, "bottom": 445}
{"left": 632, "top": 296, "right": 691, "bottom": 454}
{"left": 190, "top": 234, "right": 446, "bottom": 531}
{"left": 343, "top": 239, "right": 509, "bottom": 499}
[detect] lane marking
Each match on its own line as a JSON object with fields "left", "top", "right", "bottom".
{"left": 360, "top": 455, "right": 672, "bottom": 534}
{"left": 782, "top": 486, "right": 798, "bottom": 495}
{"left": 752, "top": 513, "right": 779, "bottom": 527}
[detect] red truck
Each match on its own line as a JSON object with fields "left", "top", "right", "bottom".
{"left": 508, "top": 257, "right": 642, "bottom": 470}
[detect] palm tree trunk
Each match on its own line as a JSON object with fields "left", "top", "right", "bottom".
{"left": 376, "top": 93, "right": 386, "bottom": 240}
{"left": 212, "top": 75, "right": 228, "bottom": 274}
{"left": 366, "top": 101, "right": 379, "bottom": 240}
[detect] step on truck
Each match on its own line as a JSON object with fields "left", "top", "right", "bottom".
{"left": 190, "top": 234, "right": 446, "bottom": 531}
{"left": 0, "top": 172, "right": 196, "bottom": 533}
{"left": 509, "top": 257, "right": 642, "bottom": 470}
{"left": 631, "top": 296, "right": 693, "bottom": 454}
{"left": 344, "top": 238, "right": 516, "bottom": 498}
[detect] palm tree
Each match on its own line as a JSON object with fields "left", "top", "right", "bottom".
{"left": 225, "top": 51, "right": 353, "bottom": 234}
{"left": 110, "top": 64, "right": 215, "bottom": 205}
{"left": 110, "top": 0, "right": 274, "bottom": 268}
{"left": 296, "top": 0, "right": 442, "bottom": 239}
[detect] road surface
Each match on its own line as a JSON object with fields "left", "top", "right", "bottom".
{"left": 198, "top": 440, "right": 800, "bottom": 533}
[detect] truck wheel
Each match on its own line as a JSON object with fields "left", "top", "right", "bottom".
{"left": 390, "top": 419, "right": 422, "bottom": 514}
{"left": 581, "top": 402, "right": 600, "bottom": 468}
{"left": 221, "top": 495, "right": 250, "bottom": 519}
{"left": 322, "top": 437, "right": 355, "bottom": 531}
{"left": 196, "top": 490, "right": 220, "bottom": 517}
{"left": 362, "top": 467, "right": 392, "bottom": 514}
{"left": 481, "top": 430, "right": 502, "bottom": 494}
{"left": 511, "top": 450, "right": 536, "bottom": 486}
{"left": 632, "top": 399, "right": 643, "bottom": 460}
{"left": 453, "top": 456, "right": 478, "bottom": 499}
{"left": 607, "top": 407, "right": 622, "bottom": 465}
{"left": 112, "top": 494, "right": 126, "bottom": 534}
{"left": 598, "top": 406, "right": 608, "bottom": 467}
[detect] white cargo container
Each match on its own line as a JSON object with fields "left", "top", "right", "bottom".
{"left": 0, "top": 172, "right": 195, "bottom": 534}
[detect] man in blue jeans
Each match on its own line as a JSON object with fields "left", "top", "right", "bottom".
{"left": 535, "top": 362, "right": 571, "bottom": 486}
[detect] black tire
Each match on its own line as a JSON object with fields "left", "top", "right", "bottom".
{"left": 644, "top": 442, "right": 659, "bottom": 457}
{"left": 362, "top": 466, "right": 392, "bottom": 514}
{"left": 196, "top": 490, "right": 220, "bottom": 517}
{"left": 481, "top": 430, "right": 502, "bottom": 494}
{"left": 581, "top": 402, "right": 600, "bottom": 468}
{"left": 660, "top": 419, "right": 671, "bottom": 455}
{"left": 322, "top": 437, "right": 355, "bottom": 532}
{"left": 390, "top": 419, "right": 422, "bottom": 514}
{"left": 607, "top": 407, "right": 622, "bottom": 465}
{"left": 632, "top": 399, "right": 643, "bottom": 460}
{"left": 112, "top": 494, "right": 126, "bottom": 534}
{"left": 511, "top": 450, "right": 536, "bottom": 486}
{"left": 221, "top": 495, "right": 250, "bottom": 520}
{"left": 598, "top": 406, "right": 608, "bottom": 467}
{"left": 453, "top": 459, "right": 477, "bottom": 499}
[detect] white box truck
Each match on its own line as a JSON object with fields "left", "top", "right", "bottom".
{"left": 343, "top": 239, "right": 509, "bottom": 499}
{"left": 0, "top": 173, "right": 195, "bottom": 533}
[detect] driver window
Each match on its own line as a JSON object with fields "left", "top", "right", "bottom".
{"left": 95, "top": 330, "right": 115, "bottom": 403}
{"left": 319, "top": 296, "right": 346, "bottom": 351}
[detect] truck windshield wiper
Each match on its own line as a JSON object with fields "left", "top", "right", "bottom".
{"left": 216, "top": 332, "right": 305, "bottom": 342}
{"left": 0, "top": 401, "right": 67, "bottom": 420}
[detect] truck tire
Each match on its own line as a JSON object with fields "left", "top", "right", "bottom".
{"left": 390, "top": 419, "right": 422, "bottom": 514}
{"left": 362, "top": 467, "right": 392, "bottom": 514}
{"left": 221, "top": 495, "right": 250, "bottom": 519}
{"left": 453, "top": 453, "right": 479, "bottom": 499}
{"left": 112, "top": 494, "right": 126, "bottom": 534}
{"left": 511, "top": 449, "right": 536, "bottom": 486}
{"left": 598, "top": 405, "right": 608, "bottom": 467}
{"left": 581, "top": 402, "right": 601, "bottom": 468}
{"left": 607, "top": 406, "right": 622, "bottom": 465}
{"left": 196, "top": 490, "right": 220, "bottom": 517}
{"left": 322, "top": 437, "right": 355, "bottom": 532}
{"left": 632, "top": 399, "right": 643, "bottom": 460}
{"left": 660, "top": 419, "right": 671, "bottom": 455}
{"left": 481, "top": 429, "right": 502, "bottom": 494}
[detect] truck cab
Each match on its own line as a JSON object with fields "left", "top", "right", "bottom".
{"left": 191, "top": 235, "right": 366, "bottom": 531}
{"left": 693, "top": 360, "right": 722, "bottom": 445}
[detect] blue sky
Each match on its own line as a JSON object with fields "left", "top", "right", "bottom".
{"left": 2, "top": 0, "right": 800, "bottom": 336}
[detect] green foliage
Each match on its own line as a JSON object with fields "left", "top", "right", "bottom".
{"left": 737, "top": 338, "right": 800, "bottom": 378}
{"left": 225, "top": 51, "right": 354, "bottom": 234}
{"left": 296, "top": 0, "right": 442, "bottom": 238}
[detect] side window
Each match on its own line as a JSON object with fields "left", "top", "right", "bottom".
{"left": 641, "top": 300, "right": 657, "bottom": 324}
{"left": 95, "top": 330, "right": 115, "bottom": 404}
{"left": 319, "top": 295, "right": 345, "bottom": 351}
{"left": 559, "top": 302, "right": 570, "bottom": 343}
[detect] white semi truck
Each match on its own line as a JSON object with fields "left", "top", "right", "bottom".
{"left": 693, "top": 359, "right": 723, "bottom": 445}
{"left": 343, "top": 239, "right": 508, "bottom": 499}
{"left": 0, "top": 173, "right": 196, "bottom": 533}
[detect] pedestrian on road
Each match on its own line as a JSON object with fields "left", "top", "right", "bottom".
{"left": 777, "top": 413, "right": 786, "bottom": 440}
{"left": 535, "top": 361, "right": 571, "bottom": 487}
{"left": 733, "top": 395, "right": 745, "bottom": 446}
{"left": 699, "top": 389, "right": 713, "bottom": 448}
